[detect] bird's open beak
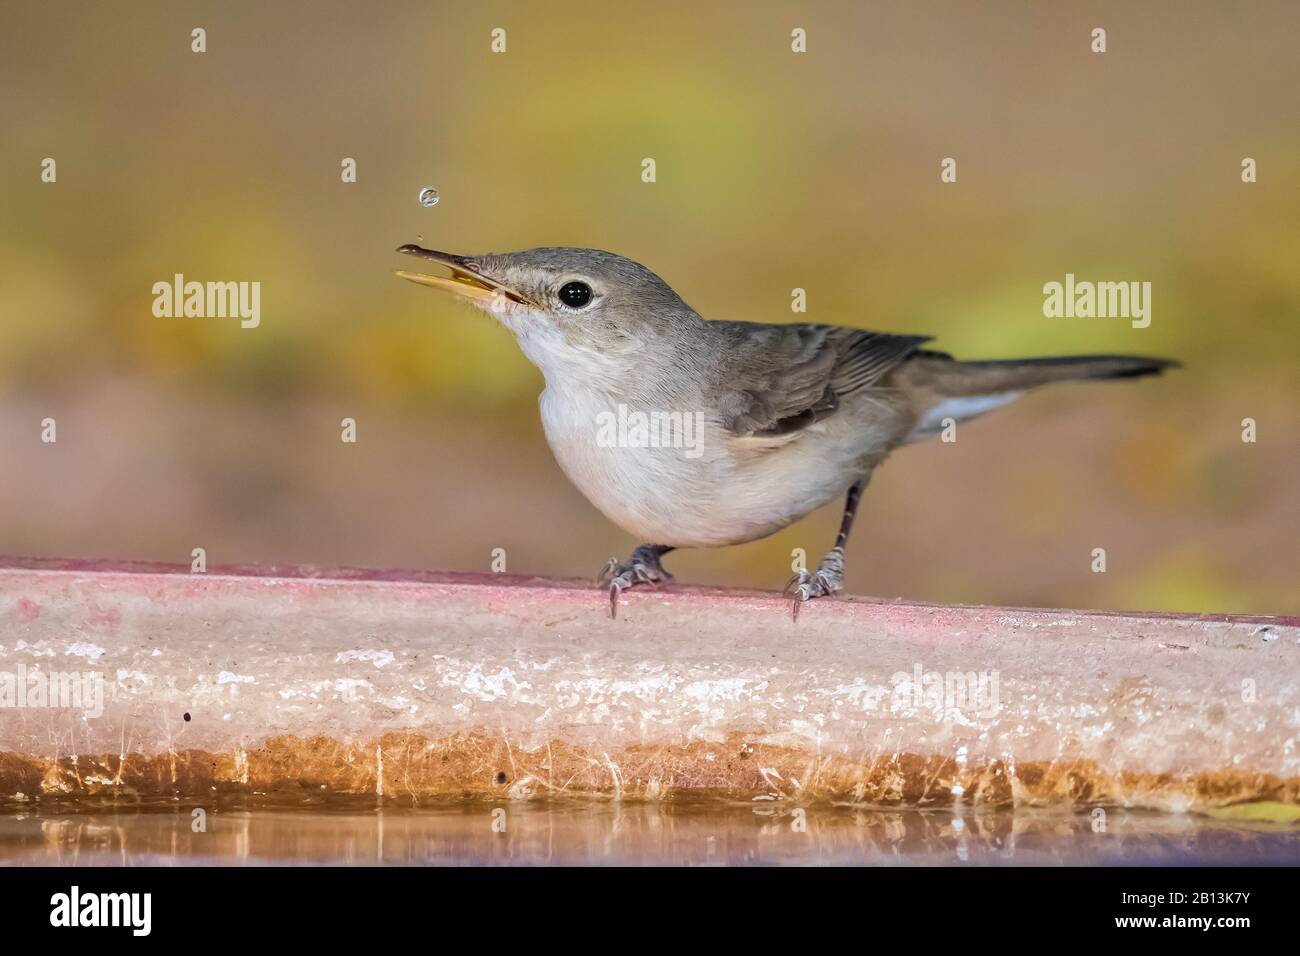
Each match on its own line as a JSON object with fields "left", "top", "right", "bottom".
{"left": 394, "top": 244, "right": 536, "bottom": 308}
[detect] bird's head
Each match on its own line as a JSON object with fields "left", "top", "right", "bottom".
{"left": 395, "top": 244, "right": 700, "bottom": 378}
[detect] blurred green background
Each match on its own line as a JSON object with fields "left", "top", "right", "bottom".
{"left": 1, "top": 1, "right": 1296, "bottom": 613}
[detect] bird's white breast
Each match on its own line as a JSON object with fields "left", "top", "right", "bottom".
{"left": 536, "top": 381, "right": 866, "bottom": 548}
{"left": 519, "top": 323, "right": 884, "bottom": 548}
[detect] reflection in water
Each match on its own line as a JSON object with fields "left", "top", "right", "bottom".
{"left": 0, "top": 803, "right": 1295, "bottom": 866}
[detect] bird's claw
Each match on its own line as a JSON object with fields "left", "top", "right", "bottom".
{"left": 595, "top": 559, "right": 620, "bottom": 587}
{"left": 784, "top": 566, "right": 843, "bottom": 622}
{"left": 599, "top": 549, "right": 674, "bottom": 618}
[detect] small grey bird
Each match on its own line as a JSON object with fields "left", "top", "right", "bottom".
{"left": 396, "top": 244, "right": 1176, "bottom": 618}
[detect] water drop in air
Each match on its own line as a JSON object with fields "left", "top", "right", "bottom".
{"left": 418, "top": 187, "right": 439, "bottom": 207}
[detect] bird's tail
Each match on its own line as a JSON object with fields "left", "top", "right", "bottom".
{"left": 918, "top": 352, "right": 1178, "bottom": 395}
{"left": 898, "top": 351, "right": 1178, "bottom": 442}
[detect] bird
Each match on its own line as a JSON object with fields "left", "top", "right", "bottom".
{"left": 395, "top": 243, "right": 1177, "bottom": 619}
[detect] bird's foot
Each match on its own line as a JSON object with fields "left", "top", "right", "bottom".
{"left": 784, "top": 549, "right": 845, "bottom": 621}
{"left": 597, "top": 545, "right": 675, "bottom": 618}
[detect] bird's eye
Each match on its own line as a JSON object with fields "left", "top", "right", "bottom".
{"left": 558, "top": 281, "right": 593, "bottom": 309}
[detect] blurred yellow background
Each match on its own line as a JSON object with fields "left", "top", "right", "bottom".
{"left": 1, "top": 1, "right": 1296, "bottom": 613}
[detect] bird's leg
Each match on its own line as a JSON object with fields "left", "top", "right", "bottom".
{"left": 785, "top": 479, "right": 866, "bottom": 621}
{"left": 598, "top": 544, "right": 676, "bottom": 618}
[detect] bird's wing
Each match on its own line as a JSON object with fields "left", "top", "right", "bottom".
{"left": 711, "top": 323, "right": 932, "bottom": 437}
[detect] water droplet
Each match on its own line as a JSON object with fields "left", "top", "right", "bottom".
{"left": 418, "top": 186, "right": 439, "bottom": 207}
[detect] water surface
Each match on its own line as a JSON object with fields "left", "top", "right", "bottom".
{"left": 1, "top": 802, "right": 1295, "bottom": 866}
